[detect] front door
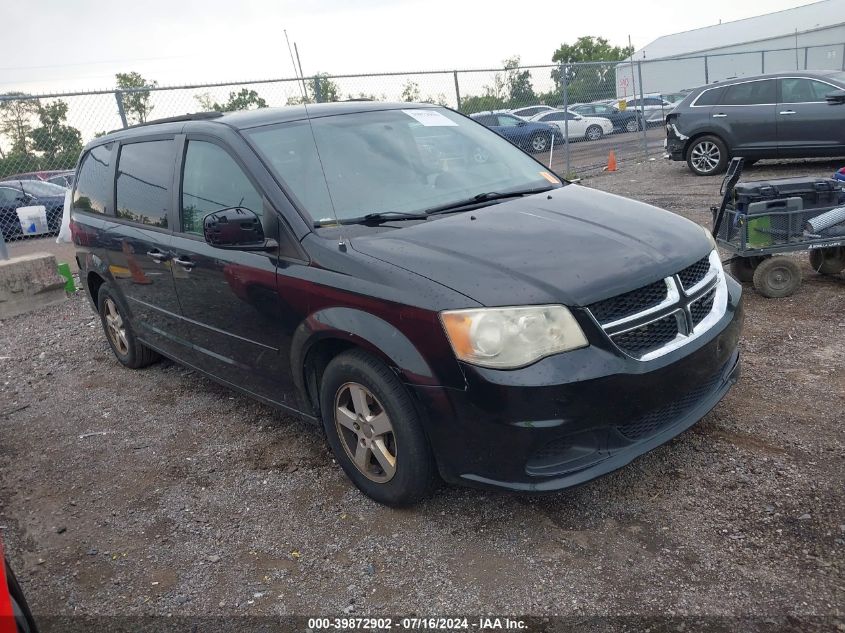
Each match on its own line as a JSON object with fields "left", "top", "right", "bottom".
{"left": 777, "top": 77, "right": 845, "bottom": 157}
{"left": 169, "top": 138, "right": 297, "bottom": 408}
{"left": 107, "top": 138, "right": 184, "bottom": 355}
{"left": 710, "top": 79, "right": 778, "bottom": 157}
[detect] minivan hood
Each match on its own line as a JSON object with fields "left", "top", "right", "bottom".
{"left": 349, "top": 185, "right": 712, "bottom": 307}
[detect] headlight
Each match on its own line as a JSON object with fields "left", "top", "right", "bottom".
{"left": 440, "top": 305, "right": 588, "bottom": 369}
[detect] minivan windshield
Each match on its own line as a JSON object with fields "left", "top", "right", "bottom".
{"left": 245, "top": 107, "right": 561, "bottom": 224}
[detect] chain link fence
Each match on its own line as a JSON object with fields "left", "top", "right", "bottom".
{"left": 1, "top": 41, "right": 843, "bottom": 244}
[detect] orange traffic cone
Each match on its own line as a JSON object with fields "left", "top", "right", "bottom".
{"left": 607, "top": 150, "right": 617, "bottom": 172}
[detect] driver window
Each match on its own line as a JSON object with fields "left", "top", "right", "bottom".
{"left": 181, "top": 141, "right": 263, "bottom": 235}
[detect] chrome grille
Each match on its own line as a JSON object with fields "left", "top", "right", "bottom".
{"left": 613, "top": 312, "right": 681, "bottom": 356}
{"left": 678, "top": 256, "right": 711, "bottom": 291}
{"left": 587, "top": 279, "right": 668, "bottom": 325}
{"left": 587, "top": 251, "right": 727, "bottom": 361}
{"left": 690, "top": 287, "right": 716, "bottom": 327}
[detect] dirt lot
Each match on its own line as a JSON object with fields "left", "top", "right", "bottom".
{"left": 1, "top": 157, "right": 843, "bottom": 630}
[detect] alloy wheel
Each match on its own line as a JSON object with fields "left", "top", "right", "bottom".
{"left": 531, "top": 135, "right": 548, "bottom": 152}
{"left": 334, "top": 382, "right": 397, "bottom": 483}
{"left": 625, "top": 119, "right": 639, "bottom": 133}
{"left": 586, "top": 126, "right": 602, "bottom": 141}
{"left": 103, "top": 297, "right": 129, "bottom": 356}
{"left": 691, "top": 141, "right": 721, "bottom": 173}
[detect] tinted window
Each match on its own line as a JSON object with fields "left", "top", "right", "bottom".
{"left": 780, "top": 78, "right": 835, "bottom": 103}
{"left": 694, "top": 87, "right": 723, "bottom": 106}
{"left": 540, "top": 112, "right": 565, "bottom": 121}
{"left": 0, "top": 187, "right": 19, "bottom": 205}
{"left": 495, "top": 115, "right": 522, "bottom": 127}
{"left": 722, "top": 80, "right": 776, "bottom": 105}
{"left": 115, "top": 141, "right": 173, "bottom": 228}
{"left": 181, "top": 141, "right": 263, "bottom": 235}
{"left": 73, "top": 143, "right": 112, "bottom": 215}
{"left": 474, "top": 115, "right": 495, "bottom": 126}
{"left": 645, "top": 98, "right": 664, "bottom": 106}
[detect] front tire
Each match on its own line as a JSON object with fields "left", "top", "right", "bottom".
{"left": 752, "top": 256, "right": 801, "bottom": 298}
{"left": 686, "top": 135, "right": 728, "bottom": 176}
{"left": 625, "top": 118, "right": 640, "bottom": 133}
{"left": 319, "top": 349, "right": 437, "bottom": 506}
{"left": 96, "top": 282, "right": 160, "bottom": 368}
{"left": 586, "top": 125, "right": 603, "bottom": 141}
{"left": 529, "top": 133, "right": 549, "bottom": 153}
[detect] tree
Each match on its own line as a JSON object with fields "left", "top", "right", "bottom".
{"left": 286, "top": 73, "right": 341, "bottom": 105}
{"left": 0, "top": 93, "right": 40, "bottom": 155}
{"left": 503, "top": 56, "right": 535, "bottom": 107}
{"left": 401, "top": 80, "right": 421, "bottom": 102}
{"left": 30, "top": 100, "right": 83, "bottom": 167}
{"left": 550, "top": 36, "right": 634, "bottom": 102}
{"left": 115, "top": 72, "right": 157, "bottom": 124}
{"left": 195, "top": 88, "right": 268, "bottom": 112}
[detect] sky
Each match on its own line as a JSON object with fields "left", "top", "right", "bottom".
{"left": 0, "top": 0, "right": 822, "bottom": 95}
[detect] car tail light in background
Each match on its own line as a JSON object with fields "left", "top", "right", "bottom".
{"left": 0, "top": 540, "right": 15, "bottom": 633}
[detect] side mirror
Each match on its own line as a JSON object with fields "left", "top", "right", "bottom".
{"left": 574, "top": 115, "right": 583, "bottom": 121}
{"left": 516, "top": 120, "right": 527, "bottom": 126}
{"left": 825, "top": 89, "right": 845, "bottom": 104}
{"left": 203, "top": 207, "right": 276, "bottom": 251}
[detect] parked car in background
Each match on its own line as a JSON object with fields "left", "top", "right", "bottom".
{"left": 666, "top": 71, "right": 845, "bottom": 175}
{"left": 0, "top": 180, "right": 66, "bottom": 239}
{"left": 528, "top": 109, "right": 614, "bottom": 141}
{"left": 71, "top": 102, "right": 742, "bottom": 505}
{"left": 569, "top": 103, "right": 644, "bottom": 133}
{"left": 470, "top": 111, "right": 563, "bottom": 152}
{"left": 2, "top": 169, "right": 75, "bottom": 186}
{"left": 509, "top": 105, "right": 557, "bottom": 119}
{"left": 622, "top": 96, "right": 678, "bottom": 125}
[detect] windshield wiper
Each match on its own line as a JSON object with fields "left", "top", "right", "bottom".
{"left": 423, "top": 185, "right": 559, "bottom": 216}
{"left": 313, "top": 211, "right": 427, "bottom": 227}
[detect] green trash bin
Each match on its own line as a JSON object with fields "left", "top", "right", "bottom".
{"left": 57, "top": 262, "right": 76, "bottom": 292}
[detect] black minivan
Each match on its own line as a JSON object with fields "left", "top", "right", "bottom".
{"left": 72, "top": 102, "right": 743, "bottom": 505}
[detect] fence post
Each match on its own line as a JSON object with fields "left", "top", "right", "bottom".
{"left": 704, "top": 55, "right": 709, "bottom": 84}
{"left": 453, "top": 71, "right": 461, "bottom": 111}
{"left": 314, "top": 76, "right": 323, "bottom": 103}
{"left": 0, "top": 231, "right": 8, "bottom": 261}
{"left": 637, "top": 61, "right": 647, "bottom": 157}
{"left": 761, "top": 50, "right": 765, "bottom": 73}
{"left": 114, "top": 91, "right": 128, "bottom": 128}
{"left": 561, "top": 64, "right": 571, "bottom": 179}
{"left": 804, "top": 47, "right": 809, "bottom": 69}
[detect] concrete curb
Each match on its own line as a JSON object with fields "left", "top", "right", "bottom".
{"left": 0, "top": 252, "right": 68, "bottom": 320}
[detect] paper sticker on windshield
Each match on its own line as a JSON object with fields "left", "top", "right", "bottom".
{"left": 539, "top": 171, "right": 560, "bottom": 184}
{"left": 402, "top": 109, "right": 457, "bottom": 126}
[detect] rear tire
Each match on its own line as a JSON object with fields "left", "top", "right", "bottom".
{"left": 809, "top": 246, "right": 845, "bottom": 275}
{"left": 686, "top": 135, "right": 728, "bottom": 176}
{"left": 96, "top": 282, "right": 160, "bottom": 368}
{"left": 319, "top": 349, "right": 437, "bottom": 506}
{"left": 586, "top": 125, "right": 603, "bottom": 141}
{"left": 752, "top": 256, "right": 801, "bottom": 298}
{"left": 530, "top": 133, "right": 549, "bottom": 153}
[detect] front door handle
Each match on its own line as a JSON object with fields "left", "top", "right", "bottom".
{"left": 172, "top": 255, "right": 195, "bottom": 271}
{"left": 146, "top": 250, "right": 170, "bottom": 263}
{"left": 712, "top": 113, "right": 727, "bottom": 118}
{"left": 779, "top": 110, "right": 797, "bottom": 115}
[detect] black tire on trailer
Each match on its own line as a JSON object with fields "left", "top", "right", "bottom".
{"left": 752, "top": 256, "right": 802, "bottom": 298}
{"left": 729, "top": 255, "right": 770, "bottom": 282}
{"left": 809, "top": 246, "right": 845, "bottom": 275}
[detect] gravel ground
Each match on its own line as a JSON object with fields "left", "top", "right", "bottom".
{"left": 1, "top": 157, "right": 843, "bottom": 630}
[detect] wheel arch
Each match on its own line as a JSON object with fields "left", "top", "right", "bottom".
{"left": 290, "top": 307, "right": 442, "bottom": 417}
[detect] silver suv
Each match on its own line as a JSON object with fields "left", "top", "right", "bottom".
{"left": 665, "top": 71, "right": 845, "bottom": 175}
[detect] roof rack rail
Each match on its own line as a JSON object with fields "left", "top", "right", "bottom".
{"left": 109, "top": 111, "right": 223, "bottom": 134}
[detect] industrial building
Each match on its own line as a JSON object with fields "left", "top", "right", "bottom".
{"left": 615, "top": 0, "right": 845, "bottom": 99}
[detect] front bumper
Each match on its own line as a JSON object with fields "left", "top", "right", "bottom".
{"left": 666, "top": 135, "right": 686, "bottom": 161}
{"left": 413, "top": 279, "right": 743, "bottom": 491}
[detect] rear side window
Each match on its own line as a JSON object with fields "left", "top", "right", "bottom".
{"left": 115, "top": 140, "right": 174, "bottom": 228}
{"left": 693, "top": 87, "right": 723, "bottom": 106}
{"left": 180, "top": 141, "right": 263, "bottom": 235}
{"left": 721, "top": 80, "right": 776, "bottom": 105}
{"left": 780, "top": 78, "right": 835, "bottom": 103}
{"left": 73, "top": 143, "right": 112, "bottom": 215}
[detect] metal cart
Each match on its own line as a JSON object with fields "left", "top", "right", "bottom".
{"left": 712, "top": 158, "right": 845, "bottom": 298}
